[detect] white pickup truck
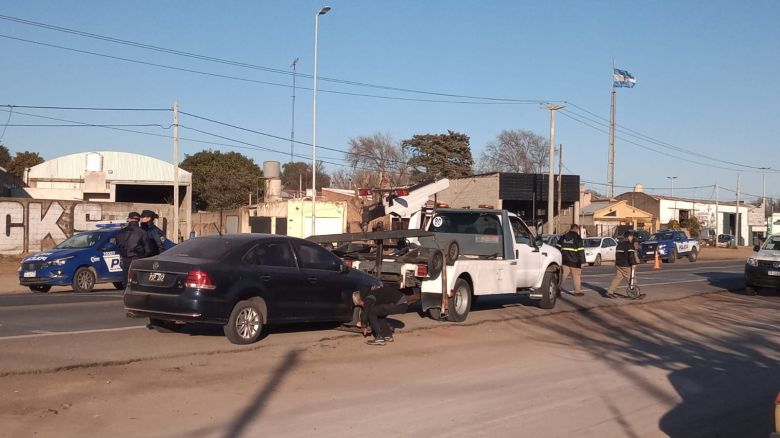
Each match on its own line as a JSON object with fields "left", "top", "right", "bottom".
{"left": 310, "top": 208, "right": 563, "bottom": 322}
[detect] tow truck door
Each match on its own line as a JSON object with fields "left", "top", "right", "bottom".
{"left": 508, "top": 215, "right": 542, "bottom": 288}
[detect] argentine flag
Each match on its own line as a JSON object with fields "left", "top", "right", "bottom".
{"left": 613, "top": 68, "right": 637, "bottom": 88}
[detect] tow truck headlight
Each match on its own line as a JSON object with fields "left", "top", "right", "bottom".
{"left": 47, "top": 257, "right": 73, "bottom": 267}
{"left": 746, "top": 257, "right": 758, "bottom": 267}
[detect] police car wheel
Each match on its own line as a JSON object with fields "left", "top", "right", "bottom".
{"left": 72, "top": 267, "right": 96, "bottom": 293}
{"left": 113, "top": 282, "right": 125, "bottom": 290}
{"left": 29, "top": 285, "right": 51, "bottom": 293}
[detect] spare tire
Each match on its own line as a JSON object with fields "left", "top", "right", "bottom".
{"left": 445, "top": 240, "right": 460, "bottom": 266}
{"left": 427, "top": 250, "right": 444, "bottom": 279}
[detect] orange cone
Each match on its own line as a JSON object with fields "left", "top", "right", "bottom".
{"left": 653, "top": 249, "right": 661, "bottom": 270}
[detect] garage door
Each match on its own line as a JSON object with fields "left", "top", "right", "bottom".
{"left": 304, "top": 217, "right": 342, "bottom": 238}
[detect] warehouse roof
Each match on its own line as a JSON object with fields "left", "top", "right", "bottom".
{"left": 28, "top": 151, "right": 191, "bottom": 184}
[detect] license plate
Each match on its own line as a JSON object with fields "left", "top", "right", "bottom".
{"left": 148, "top": 272, "right": 165, "bottom": 282}
{"left": 769, "top": 271, "right": 780, "bottom": 277}
{"left": 23, "top": 271, "right": 36, "bottom": 278}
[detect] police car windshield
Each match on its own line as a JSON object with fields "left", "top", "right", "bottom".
{"left": 652, "top": 232, "right": 674, "bottom": 241}
{"left": 584, "top": 238, "right": 601, "bottom": 248}
{"left": 56, "top": 231, "right": 106, "bottom": 249}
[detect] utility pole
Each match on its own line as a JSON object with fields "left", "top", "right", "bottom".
{"left": 608, "top": 87, "right": 616, "bottom": 198}
{"left": 290, "top": 58, "right": 299, "bottom": 163}
{"left": 736, "top": 173, "right": 741, "bottom": 247}
{"left": 556, "top": 144, "right": 563, "bottom": 233}
{"left": 172, "top": 100, "right": 180, "bottom": 243}
{"left": 715, "top": 183, "right": 719, "bottom": 235}
{"left": 761, "top": 167, "right": 768, "bottom": 224}
{"left": 311, "top": 6, "right": 332, "bottom": 237}
{"left": 543, "top": 104, "right": 565, "bottom": 234}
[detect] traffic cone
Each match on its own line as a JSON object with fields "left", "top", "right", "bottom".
{"left": 653, "top": 250, "right": 661, "bottom": 270}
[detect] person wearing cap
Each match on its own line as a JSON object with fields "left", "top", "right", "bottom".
{"left": 606, "top": 231, "right": 639, "bottom": 298}
{"left": 116, "top": 212, "right": 152, "bottom": 287}
{"left": 140, "top": 210, "right": 166, "bottom": 256}
{"left": 556, "top": 224, "right": 586, "bottom": 296}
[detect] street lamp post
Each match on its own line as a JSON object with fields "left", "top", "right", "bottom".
{"left": 311, "top": 5, "right": 331, "bottom": 237}
{"left": 667, "top": 176, "right": 678, "bottom": 222}
{"left": 543, "top": 104, "right": 565, "bottom": 234}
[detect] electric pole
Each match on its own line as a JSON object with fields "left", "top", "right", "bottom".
{"left": 556, "top": 144, "right": 563, "bottom": 233}
{"left": 543, "top": 104, "right": 565, "bottom": 234}
{"left": 172, "top": 100, "right": 180, "bottom": 243}
{"left": 608, "top": 87, "right": 616, "bottom": 198}
{"left": 290, "top": 58, "right": 299, "bottom": 163}
{"left": 736, "top": 173, "right": 741, "bottom": 247}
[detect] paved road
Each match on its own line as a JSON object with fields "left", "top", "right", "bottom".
{"left": 0, "top": 259, "right": 745, "bottom": 340}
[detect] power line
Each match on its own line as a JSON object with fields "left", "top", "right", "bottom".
{"left": 0, "top": 13, "right": 547, "bottom": 103}
{"left": 0, "top": 104, "right": 169, "bottom": 112}
{"left": 2, "top": 123, "right": 171, "bottom": 128}
{"left": 0, "top": 34, "right": 542, "bottom": 106}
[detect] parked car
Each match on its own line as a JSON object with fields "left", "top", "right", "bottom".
{"left": 123, "top": 234, "right": 382, "bottom": 344}
{"left": 639, "top": 230, "right": 700, "bottom": 263}
{"left": 542, "top": 234, "right": 560, "bottom": 246}
{"left": 717, "top": 234, "right": 735, "bottom": 248}
{"left": 699, "top": 228, "right": 717, "bottom": 247}
{"left": 18, "top": 223, "right": 174, "bottom": 293}
{"left": 745, "top": 233, "right": 780, "bottom": 293}
{"left": 583, "top": 237, "right": 618, "bottom": 266}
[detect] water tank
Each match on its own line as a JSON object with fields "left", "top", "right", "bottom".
{"left": 634, "top": 183, "right": 644, "bottom": 193}
{"left": 85, "top": 152, "right": 103, "bottom": 172}
{"left": 263, "top": 161, "right": 281, "bottom": 179}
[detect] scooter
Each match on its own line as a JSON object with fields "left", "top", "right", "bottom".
{"left": 626, "top": 265, "right": 643, "bottom": 299}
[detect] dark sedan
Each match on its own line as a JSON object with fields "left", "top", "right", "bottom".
{"left": 123, "top": 234, "right": 381, "bottom": 344}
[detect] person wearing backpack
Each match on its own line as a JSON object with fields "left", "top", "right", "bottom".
{"left": 116, "top": 212, "right": 152, "bottom": 287}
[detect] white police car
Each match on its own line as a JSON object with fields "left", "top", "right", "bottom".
{"left": 19, "top": 223, "right": 149, "bottom": 293}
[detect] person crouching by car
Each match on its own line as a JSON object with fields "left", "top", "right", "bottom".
{"left": 352, "top": 285, "right": 409, "bottom": 346}
{"left": 140, "top": 210, "right": 166, "bottom": 256}
{"left": 556, "top": 224, "right": 586, "bottom": 296}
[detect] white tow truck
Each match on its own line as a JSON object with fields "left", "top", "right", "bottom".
{"left": 309, "top": 206, "right": 563, "bottom": 322}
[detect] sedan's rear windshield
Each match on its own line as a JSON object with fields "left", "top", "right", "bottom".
{"left": 163, "top": 238, "right": 240, "bottom": 259}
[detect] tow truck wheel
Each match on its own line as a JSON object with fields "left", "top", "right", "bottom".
{"left": 72, "top": 267, "right": 96, "bottom": 293}
{"left": 446, "top": 278, "right": 471, "bottom": 322}
{"left": 427, "top": 307, "right": 442, "bottom": 320}
{"left": 539, "top": 270, "right": 559, "bottom": 309}
{"left": 29, "top": 285, "right": 51, "bottom": 293}
{"left": 688, "top": 247, "right": 698, "bottom": 262}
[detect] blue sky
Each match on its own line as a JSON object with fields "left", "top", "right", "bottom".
{"left": 0, "top": 1, "right": 778, "bottom": 201}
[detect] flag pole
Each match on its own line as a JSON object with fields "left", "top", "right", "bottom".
{"left": 608, "top": 59, "right": 616, "bottom": 198}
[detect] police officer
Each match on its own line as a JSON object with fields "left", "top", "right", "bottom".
{"left": 140, "top": 210, "right": 166, "bottom": 256}
{"left": 116, "top": 212, "right": 152, "bottom": 287}
{"left": 556, "top": 224, "right": 586, "bottom": 296}
{"left": 606, "top": 231, "right": 639, "bottom": 298}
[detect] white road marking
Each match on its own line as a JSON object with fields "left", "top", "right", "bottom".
{"left": 0, "top": 325, "right": 146, "bottom": 341}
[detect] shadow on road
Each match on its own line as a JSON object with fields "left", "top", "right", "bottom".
{"left": 533, "top": 293, "right": 780, "bottom": 437}
{"left": 223, "top": 349, "right": 301, "bottom": 438}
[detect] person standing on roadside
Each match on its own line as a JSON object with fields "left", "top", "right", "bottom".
{"left": 140, "top": 210, "right": 166, "bottom": 256}
{"left": 116, "top": 212, "right": 152, "bottom": 288}
{"left": 606, "top": 231, "right": 639, "bottom": 298}
{"left": 556, "top": 224, "right": 587, "bottom": 296}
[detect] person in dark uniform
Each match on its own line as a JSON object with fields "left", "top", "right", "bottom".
{"left": 352, "top": 285, "right": 409, "bottom": 346}
{"left": 140, "top": 210, "right": 166, "bottom": 256}
{"left": 606, "top": 231, "right": 639, "bottom": 298}
{"left": 116, "top": 212, "right": 152, "bottom": 287}
{"left": 556, "top": 224, "right": 587, "bottom": 296}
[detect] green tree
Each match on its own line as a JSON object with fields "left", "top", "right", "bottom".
{"left": 181, "top": 150, "right": 262, "bottom": 210}
{"left": 0, "top": 144, "right": 12, "bottom": 170}
{"left": 280, "top": 161, "right": 330, "bottom": 192}
{"left": 402, "top": 130, "right": 473, "bottom": 183}
{"left": 7, "top": 151, "right": 44, "bottom": 179}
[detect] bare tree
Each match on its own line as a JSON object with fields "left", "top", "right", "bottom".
{"left": 346, "top": 132, "right": 409, "bottom": 188}
{"left": 477, "top": 130, "right": 549, "bottom": 174}
{"left": 330, "top": 168, "right": 354, "bottom": 189}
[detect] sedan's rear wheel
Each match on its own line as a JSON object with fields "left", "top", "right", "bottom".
{"left": 224, "top": 298, "right": 266, "bottom": 344}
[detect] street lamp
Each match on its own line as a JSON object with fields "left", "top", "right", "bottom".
{"left": 311, "top": 5, "right": 331, "bottom": 237}
{"left": 543, "top": 104, "right": 565, "bottom": 234}
{"left": 667, "top": 176, "right": 678, "bottom": 222}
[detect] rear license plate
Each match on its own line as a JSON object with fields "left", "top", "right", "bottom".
{"left": 23, "top": 271, "right": 36, "bottom": 278}
{"left": 148, "top": 272, "right": 166, "bottom": 282}
{"left": 768, "top": 271, "right": 780, "bottom": 277}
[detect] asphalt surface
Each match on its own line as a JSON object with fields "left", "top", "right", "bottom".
{"left": 0, "top": 259, "right": 745, "bottom": 340}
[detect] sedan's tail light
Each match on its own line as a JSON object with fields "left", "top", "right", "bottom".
{"left": 416, "top": 263, "right": 428, "bottom": 277}
{"left": 185, "top": 270, "right": 217, "bottom": 290}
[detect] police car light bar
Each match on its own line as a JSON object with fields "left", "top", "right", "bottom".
{"left": 95, "top": 222, "right": 127, "bottom": 229}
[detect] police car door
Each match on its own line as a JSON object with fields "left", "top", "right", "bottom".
{"left": 95, "top": 235, "right": 123, "bottom": 281}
